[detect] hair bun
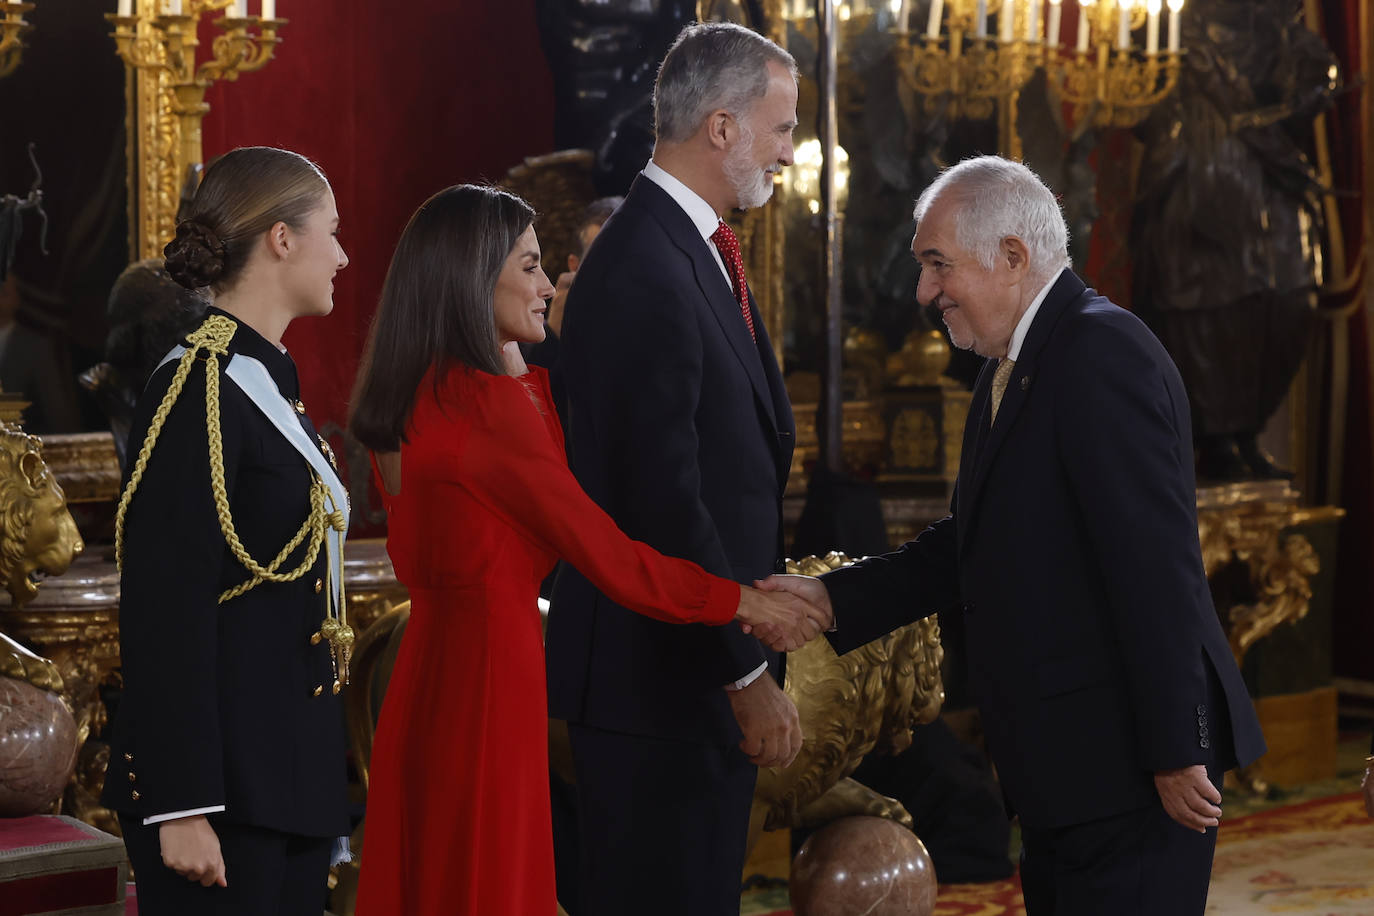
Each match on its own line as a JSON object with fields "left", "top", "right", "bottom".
{"left": 164, "top": 220, "right": 229, "bottom": 289}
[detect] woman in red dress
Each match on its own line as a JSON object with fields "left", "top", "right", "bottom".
{"left": 347, "top": 185, "right": 818, "bottom": 915}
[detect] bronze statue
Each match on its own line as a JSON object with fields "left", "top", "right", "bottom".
{"left": 1131, "top": 0, "right": 1339, "bottom": 480}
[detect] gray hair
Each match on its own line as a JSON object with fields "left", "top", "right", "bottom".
{"left": 913, "top": 156, "right": 1071, "bottom": 280}
{"left": 654, "top": 22, "right": 797, "bottom": 144}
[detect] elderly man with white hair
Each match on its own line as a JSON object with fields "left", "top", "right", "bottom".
{"left": 763, "top": 155, "right": 1266, "bottom": 915}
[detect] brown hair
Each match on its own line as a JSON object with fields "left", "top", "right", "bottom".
{"left": 163, "top": 147, "right": 329, "bottom": 291}
{"left": 348, "top": 184, "right": 535, "bottom": 453}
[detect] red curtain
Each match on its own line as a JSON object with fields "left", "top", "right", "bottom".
{"left": 199, "top": 2, "right": 554, "bottom": 530}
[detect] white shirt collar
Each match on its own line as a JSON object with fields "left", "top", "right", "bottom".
{"left": 642, "top": 159, "right": 723, "bottom": 245}
{"left": 1006, "top": 269, "right": 1065, "bottom": 361}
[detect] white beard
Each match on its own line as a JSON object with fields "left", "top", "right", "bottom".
{"left": 724, "top": 127, "right": 774, "bottom": 210}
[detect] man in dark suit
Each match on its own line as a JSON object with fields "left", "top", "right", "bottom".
{"left": 548, "top": 21, "right": 809, "bottom": 916}
{"left": 763, "top": 156, "right": 1266, "bottom": 915}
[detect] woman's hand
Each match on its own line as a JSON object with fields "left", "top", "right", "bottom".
{"left": 734, "top": 585, "right": 826, "bottom": 651}
{"left": 159, "top": 815, "right": 227, "bottom": 887}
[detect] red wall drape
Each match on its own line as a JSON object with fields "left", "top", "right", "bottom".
{"left": 198, "top": 2, "right": 554, "bottom": 528}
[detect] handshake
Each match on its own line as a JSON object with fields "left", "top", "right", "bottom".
{"left": 732, "top": 574, "right": 834, "bottom": 652}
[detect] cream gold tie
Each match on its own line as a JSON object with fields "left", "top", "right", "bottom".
{"left": 990, "top": 358, "right": 1016, "bottom": 424}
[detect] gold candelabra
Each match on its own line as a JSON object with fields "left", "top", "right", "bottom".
{"left": 0, "top": 1, "right": 34, "bottom": 80}
{"left": 895, "top": 0, "right": 1041, "bottom": 122}
{"left": 890, "top": 0, "right": 1184, "bottom": 143}
{"left": 1043, "top": 0, "right": 1183, "bottom": 129}
{"left": 107, "top": 0, "right": 286, "bottom": 260}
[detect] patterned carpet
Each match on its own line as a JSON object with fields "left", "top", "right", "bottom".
{"left": 741, "top": 791, "right": 1374, "bottom": 916}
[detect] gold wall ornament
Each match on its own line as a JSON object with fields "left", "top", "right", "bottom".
{"left": 107, "top": 0, "right": 287, "bottom": 261}
{"left": 747, "top": 551, "right": 944, "bottom": 849}
{"left": 0, "top": 1, "right": 33, "bottom": 79}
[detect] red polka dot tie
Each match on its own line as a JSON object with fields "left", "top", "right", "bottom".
{"left": 710, "top": 220, "right": 757, "bottom": 342}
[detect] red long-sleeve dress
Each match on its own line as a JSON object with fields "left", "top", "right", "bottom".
{"left": 354, "top": 365, "right": 739, "bottom": 915}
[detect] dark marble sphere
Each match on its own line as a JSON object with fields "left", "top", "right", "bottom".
{"left": 0, "top": 676, "right": 79, "bottom": 816}
{"left": 790, "top": 816, "right": 938, "bottom": 916}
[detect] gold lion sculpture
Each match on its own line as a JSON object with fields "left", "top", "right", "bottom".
{"left": 0, "top": 421, "right": 84, "bottom": 688}
{"left": 746, "top": 552, "right": 944, "bottom": 851}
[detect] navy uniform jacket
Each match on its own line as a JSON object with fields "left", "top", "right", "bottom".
{"left": 102, "top": 310, "right": 348, "bottom": 839}
{"left": 547, "top": 175, "right": 795, "bottom": 746}
{"left": 823, "top": 270, "right": 1266, "bottom": 830}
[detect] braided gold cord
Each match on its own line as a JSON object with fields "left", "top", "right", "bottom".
{"left": 113, "top": 314, "right": 333, "bottom": 605}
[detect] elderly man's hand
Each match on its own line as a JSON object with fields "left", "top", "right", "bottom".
{"left": 754, "top": 574, "right": 835, "bottom": 632}
{"left": 1154, "top": 765, "right": 1221, "bottom": 833}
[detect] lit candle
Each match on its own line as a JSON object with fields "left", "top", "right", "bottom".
{"left": 1047, "top": 0, "right": 1063, "bottom": 47}
{"left": 1167, "top": 0, "right": 1182, "bottom": 52}
{"left": 166, "top": 0, "right": 182, "bottom": 13}
{"left": 1077, "top": 0, "right": 1093, "bottom": 52}
{"left": 1000, "top": 0, "right": 1015, "bottom": 41}
{"left": 1145, "top": 0, "right": 1159, "bottom": 53}
{"left": 117, "top": 0, "right": 132, "bottom": 15}
{"left": 925, "top": 0, "right": 943, "bottom": 39}
{"left": 897, "top": 0, "right": 910, "bottom": 33}
{"left": 975, "top": 0, "right": 988, "bottom": 38}
{"left": 1116, "top": 1, "right": 1130, "bottom": 49}
{"left": 1027, "top": 0, "right": 1042, "bottom": 40}
{"left": 226, "top": 0, "right": 241, "bottom": 15}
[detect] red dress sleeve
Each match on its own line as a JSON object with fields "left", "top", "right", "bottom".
{"left": 440, "top": 370, "right": 738, "bottom": 626}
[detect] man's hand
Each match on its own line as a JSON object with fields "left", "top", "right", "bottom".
{"left": 548, "top": 270, "right": 575, "bottom": 336}
{"left": 1154, "top": 765, "right": 1221, "bottom": 833}
{"left": 735, "top": 586, "right": 824, "bottom": 651}
{"left": 159, "top": 815, "right": 227, "bottom": 887}
{"left": 727, "top": 674, "right": 802, "bottom": 769}
{"left": 1362, "top": 761, "right": 1374, "bottom": 818}
{"left": 755, "top": 574, "right": 835, "bottom": 632}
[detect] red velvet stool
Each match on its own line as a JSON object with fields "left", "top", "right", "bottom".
{"left": 0, "top": 816, "right": 127, "bottom": 916}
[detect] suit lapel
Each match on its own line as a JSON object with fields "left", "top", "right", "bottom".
{"left": 957, "top": 270, "right": 1086, "bottom": 552}
{"left": 631, "top": 177, "right": 779, "bottom": 433}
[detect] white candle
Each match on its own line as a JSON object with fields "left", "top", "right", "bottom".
{"left": 117, "top": 0, "right": 132, "bottom": 15}
{"left": 226, "top": 0, "right": 241, "bottom": 16}
{"left": 262, "top": 0, "right": 276, "bottom": 19}
{"left": 897, "top": 0, "right": 910, "bottom": 33}
{"left": 1116, "top": 2, "right": 1130, "bottom": 49}
{"left": 1047, "top": 0, "right": 1063, "bottom": 47}
{"left": 1000, "top": 0, "right": 1015, "bottom": 41}
{"left": 1029, "top": 0, "right": 1042, "bottom": 40}
{"left": 166, "top": 0, "right": 182, "bottom": 13}
{"left": 1167, "top": 0, "right": 1182, "bottom": 52}
{"left": 1145, "top": 0, "right": 1159, "bottom": 53}
{"left": 975, "top": 0, "right": 988, "bottom": 37}
{"left": 925, "top": 0, "right": 943, "bottom": 38}
{"left": 1077, "top": 0, "right": 1094, "bottom": 52}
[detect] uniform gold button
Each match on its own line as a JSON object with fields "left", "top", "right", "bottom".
{"left": 123, "top": 753, "right": 133, "bottom": 762}
{"left": 128, "top": 772, "right": 136, "bottom": 782}
{"left": 313, "top": 685, "right": 323, "bottom": 697}
{"left": 332, "top": 681, "right": 342, "bottom": 695}
{"left": 131, "top": 790, "right": 140, "bottom": 801}
{"left": 314, "top": 578, "right": 323, "bottom": 593}
{"left": 294, "top": 399, "right": 306, "bottom": 414}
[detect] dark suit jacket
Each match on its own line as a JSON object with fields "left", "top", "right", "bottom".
{"left": 547, "top": 174, "right": 795, "bottom": 746}
{"left": 102, "top": 310, "right": 348, "bottom": 838}
{"left": 823, "top": 270, "right": 1266, "bottom": 830}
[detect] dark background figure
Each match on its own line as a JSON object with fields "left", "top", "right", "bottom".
{"left": 0, "top": 271, "right": 81, "bottom": 434}
{"left": 535, "top": 0, "right": 704, "bottom": 194}
{"left": 80, "top": 259, "right": 210, "bottom": 467}
{"left": 1131, "top": 0, "right": 1339, "bottom": 481}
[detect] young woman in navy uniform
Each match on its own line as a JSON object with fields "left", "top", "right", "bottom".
{"left": 103, "top": 146, "right": 353, "bottom": 915}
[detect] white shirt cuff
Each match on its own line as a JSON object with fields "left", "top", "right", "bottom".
{"left": 143, "top": 805, "right": 226, "bottom": 826}
{"left": 724, "top": 661, "right": 769, "bottom": 691}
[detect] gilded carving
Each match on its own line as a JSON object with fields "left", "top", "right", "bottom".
{"left": 749, "top": 552, "right": 944, "bottom": 848}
